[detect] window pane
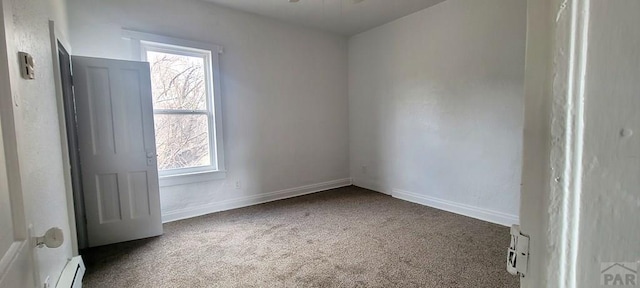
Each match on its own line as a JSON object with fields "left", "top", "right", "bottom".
{"left": 147, "top": 50, "right": 207, "bottom": 110}
{"left": 154, "top": 114, "right": 211, "bottom": 170}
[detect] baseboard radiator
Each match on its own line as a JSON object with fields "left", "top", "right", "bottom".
{"left": 56, "top": 256, "right": 85, "bottom": 288}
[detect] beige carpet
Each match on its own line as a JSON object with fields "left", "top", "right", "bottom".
{"left": 82, "top": 186, "right": 519, "bottom": 287}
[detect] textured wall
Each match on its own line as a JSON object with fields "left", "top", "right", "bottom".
{"left": 348, "top": 0, "right": 526, "bottom": 224}
{"left": 66, "top": 0, "right": 350, "bottom": 217}
{"left": 577, "top": 0, "right": 640, "bottom": 286}
{"left": 520, "top": 1, "right": 640, "bottom": 287}
{"left": 3, "top": 0, "right": 74, "bottom": 285}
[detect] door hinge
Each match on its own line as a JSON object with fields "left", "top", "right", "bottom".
{"left": 507, "top": 224, "right": 530, "bottom": 277}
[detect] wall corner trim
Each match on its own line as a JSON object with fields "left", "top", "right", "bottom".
{"left": 352, "top": 179, "right": 518, "bottom": 227}
{"left": 161, "top": 178, "right": 352, "bottom": 223}
{"left": 351, "top": 179, "right": 391, "bottom": 196}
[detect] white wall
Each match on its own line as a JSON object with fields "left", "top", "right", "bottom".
{"left": 577, "top": 0, "right": 640, "bottom": 286}
{"left": 2, "top": 0, "right": 74, "bottom": 285}
{"left": 520, "top": 0, "right": 640, "bottom": 286}
{"left": 66, "top": 0, "right": 350, "bottom": 220}
{"left": 348, "top": 0, "right": 526, "bottom": 226}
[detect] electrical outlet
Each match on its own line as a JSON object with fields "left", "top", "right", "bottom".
{"left": 361, "top": 165, "right": 367, "bottom": 174}
{"left": 235, "top": 180, "right": 241, "bottom": 189}
{"left": 18, "top": 52, "right": 35, "bottom": 80}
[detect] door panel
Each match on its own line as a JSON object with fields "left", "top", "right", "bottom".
{"left": 96, "top": 173, "right": 121, "bottom": 223}
{"left": 127, "top": 171, "right": 151, "bottom": 219}
{"left": 86, "top": 67, "right": 116, "bottom": 155}
{"left": 0, "top": 111, "right": 33, "bottom": 288}
{"left": 122, "top": 70, "right": 146, "bottom": 154}
{"left": 72, "top": 56, "right": 162, "bottom": 247}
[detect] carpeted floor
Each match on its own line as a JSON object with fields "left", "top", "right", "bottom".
{"left": 82, "top": 186, "right": 519, "bottom": 288}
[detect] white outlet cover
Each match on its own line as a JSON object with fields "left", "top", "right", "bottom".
{"left": 18, "top": 52, "right": 35, "bottom": 80}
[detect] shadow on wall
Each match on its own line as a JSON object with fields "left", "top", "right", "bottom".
{"left": 349, "top": 0, "right": 525, "bottom": 225}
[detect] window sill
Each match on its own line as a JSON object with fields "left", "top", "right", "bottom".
{"left": 159, "top": 170, "right": 227, "bottom": 187}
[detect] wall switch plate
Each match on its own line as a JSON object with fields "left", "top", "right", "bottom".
{"left": 18, "top": 52, "right": 35, "bottom": 80}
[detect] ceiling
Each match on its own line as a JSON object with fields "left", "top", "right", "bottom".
{"left": 203, "top": 0, "right": 447, "bottom": 36}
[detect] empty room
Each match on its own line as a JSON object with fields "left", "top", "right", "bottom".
{"left": 1, "top": 0, "right": 638, "bottom": 287}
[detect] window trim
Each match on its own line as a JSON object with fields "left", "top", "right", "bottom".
{"left": 142, "top": 43, "right": 217, "bottom": 175}
{"left": 123, "top": 30, "right": 226, "bottom": 185}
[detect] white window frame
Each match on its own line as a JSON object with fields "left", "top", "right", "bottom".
{"left": 123, "top": 30, "right": 225, "bottom": 186}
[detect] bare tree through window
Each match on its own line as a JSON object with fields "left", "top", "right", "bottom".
{"left": 147, "top": 51, "right": 211, "bottom": 171}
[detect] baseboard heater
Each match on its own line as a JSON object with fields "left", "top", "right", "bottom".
{"left": 56, "top": 256, "right": 85, "bottom": 288}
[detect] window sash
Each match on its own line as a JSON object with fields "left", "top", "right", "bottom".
{"left": 154, "top": 109, "right": 208, "bottom": 115}
{"left": 143, "top": 43, "right": 219, "bottom": 175}
{"left": 153, "top": 112, "right": 216, "bottom": 175}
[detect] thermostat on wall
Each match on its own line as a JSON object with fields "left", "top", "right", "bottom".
{"left": 18, "top": 52, "right": 35, "bottom": 80}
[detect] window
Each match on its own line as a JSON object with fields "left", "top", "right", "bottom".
{"left": 127, "top": 31, "right": 225, "bottom": 185}
{"left": 143, "top": 44, "right": 214, "bottom": 173}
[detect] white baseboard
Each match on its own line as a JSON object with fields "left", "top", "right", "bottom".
{"left": 162, "top": 178, "right": 352, "bottom": 223}
{"left": 391, "top": 188, "right": 519, "bottom": 227}
{"left": 351, "top": 178, "right": 391, "bottom": 195}
{"left": 352, "top": 178, "right": 518, "bottom": 227}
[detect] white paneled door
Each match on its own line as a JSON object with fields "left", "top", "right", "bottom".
{"left": 72, "top": 56, "right": 163, "bottom": 247}
{"left": 0, "top": 109, "right": 34, "bottom": 288}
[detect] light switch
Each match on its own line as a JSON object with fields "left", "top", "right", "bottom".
{"left": 19, "top": 52, "right": 35, "bottom": 80}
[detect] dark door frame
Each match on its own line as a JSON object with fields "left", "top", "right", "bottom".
{"left": 57, "top": 41, "right": 88, "bottom": 250}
